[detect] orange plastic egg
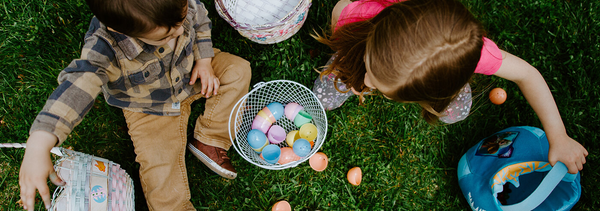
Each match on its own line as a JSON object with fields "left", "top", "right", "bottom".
{"left": 272, "top": 200, "right": 291, "bottom": 211}
{"left": 309, "top": 152, "right": 328, "bottom": 172}
{"left": 278, "top": 147, "right": 301, "bottom": 164}
{"left": 489, "top": 88, "right": 507, "bottom": 105}
{"left": 347, "top": 167, "right": 362, "bottom": 186}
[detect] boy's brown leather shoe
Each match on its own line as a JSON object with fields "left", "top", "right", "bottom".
{"left": 188, "top": 138, "right": 237, "bottom": 179}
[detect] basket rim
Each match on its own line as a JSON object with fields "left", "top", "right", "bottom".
{"left": 228, "top": 80, "right": 328, "bottom": 170}
{"left": 215, "top": 0, "right": 311, "bottom": 30}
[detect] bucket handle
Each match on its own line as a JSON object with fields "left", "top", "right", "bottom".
{"left": 0, "top": 143, "right": 64, "bottom": 157}
{"left": 500, "top": 161, "right": 575, "bottom": 211}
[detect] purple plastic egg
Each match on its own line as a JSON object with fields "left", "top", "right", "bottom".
{"left": 267, "top": 125, "right": 286, "bottom": 144}
{"left": 251, "top": 115, "right": 272, "bottom": 134}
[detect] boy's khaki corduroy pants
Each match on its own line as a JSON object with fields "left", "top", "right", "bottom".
{"left": 123, "top": 49, "right": 250, "bottom": 211}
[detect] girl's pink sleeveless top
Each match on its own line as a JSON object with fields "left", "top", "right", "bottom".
{"left": 336, "top": 0, "right": 502, "bottom": 75}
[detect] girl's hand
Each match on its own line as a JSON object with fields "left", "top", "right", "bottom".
{"left": 190, "top": 57, "right": 219, "bottom": 98}
{"left": 19, "top": 131, "right": 65, "bottom": 211}
{"left": 547, "top": 133, "right": 588, "bottom": 174}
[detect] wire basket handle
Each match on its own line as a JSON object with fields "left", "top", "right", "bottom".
{"left": 0, "top": 143, "right": 64, "bottom": 157}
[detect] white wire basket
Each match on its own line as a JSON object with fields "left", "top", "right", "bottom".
{"left": 229, "top": 80, "right": 327, "bottom": 170}
{"left": 215, "top": 0, "right": 312, "bottom": 44}
{"left": 1, "top": 143, "right": 135, "bottom": 211}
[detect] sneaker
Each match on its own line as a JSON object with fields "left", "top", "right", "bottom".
{"left": 188, "top": 138, "right": 237, "bottom": 179}
{"left": 313, "top": 55, "right": 355, "bottom": 111}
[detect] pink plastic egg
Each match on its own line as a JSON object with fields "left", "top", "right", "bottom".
{"left": 309, "top": 152, "right": 328, "bottom": 172}
{"left": 284, "top": 102, "right": 304, "bottom": 121}
{"left": 251, "top": 114, "right": 272, "bottom": 134}
{"left": 278, "top": 147, "right": 301, "bottom": 164}
{"left": 267, "top": 125, "right": 286, "bottom": 144}
{"left": 272, "top": 200, "right": 291, "bottom": 211}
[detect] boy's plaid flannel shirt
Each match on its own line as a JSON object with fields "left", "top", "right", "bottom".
{"left": 30, "top": 0, "right": 214, "bottom": 144}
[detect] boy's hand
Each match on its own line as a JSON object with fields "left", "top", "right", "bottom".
{"left": 547, "top": 133, "right": 588, "bottom": 174}
{"left": 19, "top": 131, "right": 65, "bottom": 211}
{"left": 190, "top": 57, "right": 219, "bottom": 98}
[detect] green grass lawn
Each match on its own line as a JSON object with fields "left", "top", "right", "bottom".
{"left": 1, "top": 0, "right": 598, "bottom": 210}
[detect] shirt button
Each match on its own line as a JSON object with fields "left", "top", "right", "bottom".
{"left": 158, "top": 47, "right": 165, "bottom": 53}
{"left": 175, "top": 77, "right": 180, "bottom": 82}
{"left": 178, "top": 88, "right": 182, "bottom": 94}
{"left": 144, "top": 72, "right": 149, "bottom": 77}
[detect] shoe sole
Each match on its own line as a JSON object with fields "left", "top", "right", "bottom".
{"left": 187, "top": 143, "right": 237, "bottom": 179}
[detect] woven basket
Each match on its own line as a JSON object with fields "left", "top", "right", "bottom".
{"left": 1, "top": 143, "right": 135, "bottom": 211}
{"left": 215, "top": 0, "right": 312, "bottom": 44}
{"left": 228, "top": 80, "right": 327, "bottom": 170}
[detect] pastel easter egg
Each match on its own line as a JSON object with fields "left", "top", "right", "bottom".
{"left": 252, "top": 114, "right": 272, "bottom": 134}
{"left": 278, "top": 147, "right": 301, "bottom": 164}
{"left": 309, "top": 152, "right": 328, "bottom": 172}
{"left": 261, "top": 144, "right": 281, "bottom": 164}
{"left": 293, "top": 110, "right": 313, "bottom": 128}
{"left": 272, "top": 200, "right": 291, "bottom": 211}
{"left": 299, "top": 123, "right": 318, "bottom": 142}
{"left": 286, "top": 130, "right": 300, "bottom": 147}
{"left": 266, "top": 102, "right": 285, "bottom": 120}
{"left": 292, "top": 139, "right": 311, "bottom": 157}
{"left": 247, "top": 129, "right": 269, "bottom": 153}
{"left": 284, "top": 102, "right": 304, "bottom": 121}
{"left": 347, "top": 167, "right": 362, "bottom": 186}
{"left": 267, "top": 125, "right": 286, "bottom": 144}
{"left": 91, "top": 185, "right": 107, "bottom": 203}
{"left": 258, "top": 109, "right": 276, "bottom": 123}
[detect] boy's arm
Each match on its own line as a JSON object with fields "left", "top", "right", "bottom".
{"left": 19, "top": 131, "right": 65, "bottom": 211}
{"left": 189, "top": 0, "right": 218, "bottom": 97}
{"left": 493, "top": 50, "right": 588, "bottom": 174}
{"left": 20, "top": 34, "right": 111, "bottom": 210}
{"left": 191, "top": 0, "right": 214, "bottom": 61}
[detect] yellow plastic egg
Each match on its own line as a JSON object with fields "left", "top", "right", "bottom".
{"left": 286, "top": 130, "right": 300, "bottom": 147}
{"left": 299, "top": 123, "right": 318, "bottom": 142}
{"left": 347, "top": 167, "right": 362, "bottom": 186}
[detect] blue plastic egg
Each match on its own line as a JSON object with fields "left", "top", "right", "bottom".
{"left": 293, "top": 138, "right": 312, "bottom": 157}
{"left": 247, "top": 129, "right": 268, "bottom": 153}
{"left": 261, "top": 144, "right": 281, "bottom": 164}
{"left": 266, "top": 102, "right": 285, "bottom": 121}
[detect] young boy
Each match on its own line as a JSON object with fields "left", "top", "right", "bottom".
{"left": 19, "top": 0, "right": 251, "bottom": 210}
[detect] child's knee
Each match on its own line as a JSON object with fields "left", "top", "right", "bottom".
{"left": 220, "top": 58, "right": 251, "bottom": 85}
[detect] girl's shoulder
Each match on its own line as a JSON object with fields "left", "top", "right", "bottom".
{"left": 336, "top": 0, "right": 403, "bottom": 29}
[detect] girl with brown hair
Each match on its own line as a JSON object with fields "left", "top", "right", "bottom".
{"left": 312, "top": 0, "right": 587, "bottom": 174}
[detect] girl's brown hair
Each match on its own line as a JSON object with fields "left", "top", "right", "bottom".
{"left": 86, "top": 0, "right": 188, "bottom": 37}
{"left": 315, "top": 0, "right": 484, "bottom": 123}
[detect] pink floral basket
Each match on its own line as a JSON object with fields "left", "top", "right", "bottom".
{"left": 1, "top": 143, "right": 135, "bottom": 211}
{"left": 215, "top": 0, "right": 312, "bottom": 44}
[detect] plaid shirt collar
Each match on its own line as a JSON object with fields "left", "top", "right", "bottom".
{"left": 104, "top": 15, "right": 194, "bottom": 60}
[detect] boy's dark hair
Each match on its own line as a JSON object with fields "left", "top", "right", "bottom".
{"left": 86, "top": 0, "right": 188, "bottom": 37}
